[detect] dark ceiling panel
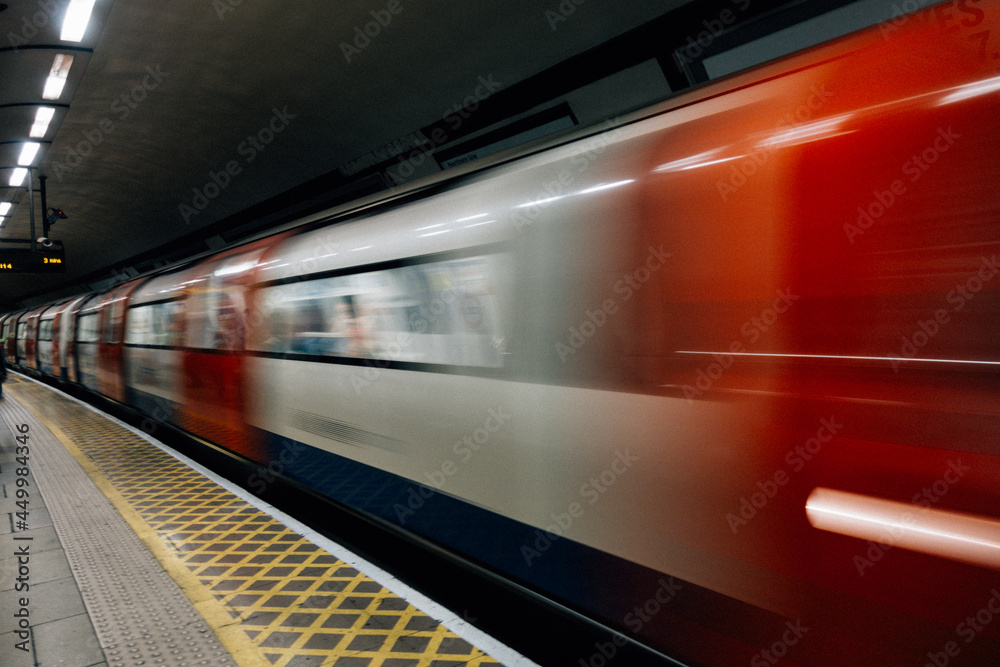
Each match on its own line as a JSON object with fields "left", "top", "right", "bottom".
{"left": 0, "top": 0, "right": 692, "bottom": 310}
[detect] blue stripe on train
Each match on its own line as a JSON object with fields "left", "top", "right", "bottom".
{"left": 247, "top": 427, "right": 760, "bottom": 654}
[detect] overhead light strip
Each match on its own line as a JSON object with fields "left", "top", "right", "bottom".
{"left": 9, "top": 169, "right": 28, "bottom": 187}
{"left": 30, "top": 107, "right": 56, "bottom": 138}
{"left": 42, "top": 54, "right": 74, "bottom": 100}
{"left": 18, "top": 142, "right": 40, "bottom": 166}
{"left": 61, "top": 0, "right": 97, "bottom": 42}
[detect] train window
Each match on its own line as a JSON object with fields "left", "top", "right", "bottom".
{"left": 185, "top": 289, "right": 246, "bottom": 352}
{"left": 127, "top": 302, "right": 184, "bottom": 348}
{"left": 78, "top": 313, "right": 99, "bottom": 344}
{"left": 16, "top": 322, "right": 26, "bottom": 338}
{"left": 39, "top": 321, "right": 53, "bottom": 342}
{"left": 250, "top": 254, "right": 506, "bottom": 368}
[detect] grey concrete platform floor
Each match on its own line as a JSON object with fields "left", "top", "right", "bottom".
{"left": 0, "top": 397, "right": 106, "bottom": 667}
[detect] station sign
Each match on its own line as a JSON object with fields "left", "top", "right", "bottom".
{"left": 0, "top": 247, "right": 66, "bottom": 274}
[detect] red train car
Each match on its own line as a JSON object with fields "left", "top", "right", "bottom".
{"left": 3, "top": 2, "right": 1000, "bottom": 664}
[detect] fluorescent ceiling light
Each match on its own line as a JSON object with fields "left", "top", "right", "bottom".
{"left": 9, "top": 169, "right": 28, "bottom": 187}
{"left": 61, "top": 0, "right": 97, "bottom": 42}
{"left": 42, "top": 54, "right": 74, "bottom": 100}
{"left": 30, "top": 107, "right": 56, "bottom": 138}
{"left": 18, "top": 142, "right": 40, "bottom": 166}
{"left": 0, "top": 202, "right": 12, "bottom": 216}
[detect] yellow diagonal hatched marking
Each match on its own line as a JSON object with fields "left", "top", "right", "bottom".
{"left": 10, "top": 382, "right": 503, "bottom": 667}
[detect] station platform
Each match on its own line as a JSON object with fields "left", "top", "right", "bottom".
{"left": 0, "top": 373, "right": 533, "bottom": 667}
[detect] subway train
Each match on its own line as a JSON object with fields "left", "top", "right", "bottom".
{"left": 4, "top": 3, "right": 1000, "bottom": 664}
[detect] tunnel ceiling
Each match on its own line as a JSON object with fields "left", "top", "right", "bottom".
{"left": 0, "top": 0, "right": 698, "bottom": 310}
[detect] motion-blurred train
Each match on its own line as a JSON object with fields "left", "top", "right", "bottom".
{"left": 4, "top": 3, "right": 1000, "bottom": 664}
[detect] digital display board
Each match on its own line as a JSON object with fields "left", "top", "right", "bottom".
{"left": 0, "top": 247, "right": 66, "bottom": 274}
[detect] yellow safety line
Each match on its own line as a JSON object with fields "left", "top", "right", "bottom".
{"left": 11, "top": 386, "right": 272, "bottom": 667}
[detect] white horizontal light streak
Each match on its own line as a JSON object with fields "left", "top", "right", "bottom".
{"left": 938, "top": 74, "right": 1000, "bottom": 106}
{"left": 515, "top": 179, "right": 636, "bottom": 211}
{"left": 654, "top": 149, "right": 744, "bottom": 173}
{"left": 416, "top": 223, "right": 444, "bottom": 231}
{"left": 578, "top": 179, "right": 635, "bottom": 195}
{"left": 516, "top": 195, "right": 563, "bottom": 209}
{"left": 757, "top": 114, "right": 853, "bottom": 148}
{"left": 212, "top": 260, "right": 256, "bottom": 278}
{"left": 674, "top": 351, "right": 1000, "bottom": 367}
{"left": 806, "top": 488, "right": 1000, "bottom": 571}
{"left": 464, "top": 219, "right": 495, "bottom": 228}
{"left": 61, "top": 0, "right": 97, "bottom": 42}
{"left": 351, "top": 245, "right": 371, "bottom": 252}
{"left": 456, "top": 213, "right": 488, "bottom": 222}
{"left": 9, "top": 168, "right": 28, "bottom": 187}
{"left": 18, "top": 142, "right": 40, "bottom": 166}
{"left": 420, "top": 230, "right": 450, "bottom": 237}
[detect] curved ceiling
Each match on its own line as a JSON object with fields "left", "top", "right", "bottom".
{"left": 0, "top": 0, "right": 693, "bottom": 310}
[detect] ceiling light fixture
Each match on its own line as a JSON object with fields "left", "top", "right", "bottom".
{"left": 61, "top": 0, "right": 97, "bottom": 42}
{"left": 42, "top": 54, "right": 74, "bottom": 100}
{"left": 18, "top": 142, "right": 40, "bottom": 166}
{"left": 9, "top": 168, "right": 28, "bottom": 187}
{"left": 0, "top": 202, "right": 12, "bottom": 216}
{"left": 29, "top": 107, "right": 56, "bottom": 138}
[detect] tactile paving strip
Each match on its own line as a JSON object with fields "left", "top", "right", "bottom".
{"left": 6, "top": 379, "right": 506, "bottom": 667}
{"left": 0, "top": 383, "right": 238, "bottom": 667}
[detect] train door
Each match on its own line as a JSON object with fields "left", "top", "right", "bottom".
{"left": 125, "top": 267, "right": 193, "bottom": 423}
{"left": 15, "top": 314, "right": 28, "bottom": 366}
{"left": 96, "top": 280, "right": 144, "bottom": 402}
{"left": 0, "top": 315, "right": 10, "bottom": 356}
{"left": 62, "top": 296, "right": 88, "bottom": 382}
{"left": 24, "top": 308, "right": 41, "bottom": 370}
{"left": 178, "top": 238, "right": 275, "bottom": 461}
{"left": 37, "top": 306, "right": 58, "bottom": 375}
{"left": 76, "top": 295, "right": 105, "bottom": 391}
